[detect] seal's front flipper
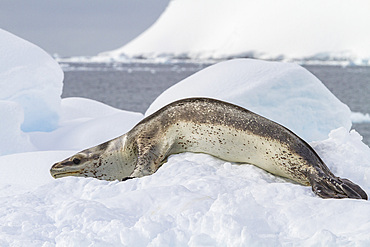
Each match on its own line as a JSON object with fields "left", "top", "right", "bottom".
{"left": 309, "top": 174, "right": 367, "bottom": 200}
{"left": 129, "top": 149, "right": 158, "bottom": 178}
{"left": 129, "top": 138, "right": 169, "bottom": 178}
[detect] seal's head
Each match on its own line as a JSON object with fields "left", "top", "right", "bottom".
{"left": 50, "top": 136, "right": 132, "bottom": 181}
{"left": 50, "top": 147, "right": 103, "bottom": 179}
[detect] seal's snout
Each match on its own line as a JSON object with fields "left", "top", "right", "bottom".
{"left": 50, "top": 159, "right": 83, "bottom": 179}
{"left": 50, "top": 162, "right": 62, "bottom": 179}
{"left": 50, "top": 165, "right": 56, "bottom": 179}
{"left": 309, "top": 174, "right": 367, "bottom": 200}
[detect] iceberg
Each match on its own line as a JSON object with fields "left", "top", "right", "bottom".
{"left": 101, "top": 0, "right": 370, "bottom": 65}
{"left": 351, "top": 112, "right": 370, "bottom": 123}
{"left": 0, "top": 31, "right": 369, "bottom": 246}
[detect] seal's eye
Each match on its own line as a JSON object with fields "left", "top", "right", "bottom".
{"left": 72, "top": 158, "right": 81, "bottom": 164}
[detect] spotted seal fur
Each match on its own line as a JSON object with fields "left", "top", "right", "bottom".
{"left": 50, "top": 98, "right": 367, "bottom": 199}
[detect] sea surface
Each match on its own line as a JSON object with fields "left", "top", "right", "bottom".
{"left": 61, "top": 62, "right": 370, "bottom": 145}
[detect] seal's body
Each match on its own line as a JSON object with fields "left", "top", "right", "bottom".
{"left": 51, "top": 98, "right": 367, "bottom": 199}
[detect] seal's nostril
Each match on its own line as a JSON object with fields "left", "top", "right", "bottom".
{"left": 51, "top": 163, "right": 63, "bottom": 169}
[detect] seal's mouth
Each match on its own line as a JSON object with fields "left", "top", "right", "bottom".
{"left": 51, "top": 171, "right": 82, "bottom": 179}
{"left": 50, "top": 162, "right": 84, "bottom": 179}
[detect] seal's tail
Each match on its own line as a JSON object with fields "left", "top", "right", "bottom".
{"left": 309, "top": 174, "right": 368, "bottom": 200}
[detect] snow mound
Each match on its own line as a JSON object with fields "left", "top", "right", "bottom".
{"left": 102, "top": 0, "right": 370, "bottom": 64}
{"left": 0, "top": 29, "right": 63, "bottom": 155}
{"left": 146, "top": 59, "right": 351, "bottom": 142}
{"left": 311, "top": 128, "right": 370, "bottom": 180}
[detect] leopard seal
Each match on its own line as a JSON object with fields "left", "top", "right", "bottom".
{"left": 50, "top": 98, "right": 367, "bottom": 199}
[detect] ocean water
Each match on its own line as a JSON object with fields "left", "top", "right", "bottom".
{"left": 306, "top": 65, "right": 370, "bottom": 146}
{"left": 61, "top": 62, "right": 370, "bottom": 145}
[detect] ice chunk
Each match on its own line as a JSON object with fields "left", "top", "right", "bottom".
{"left": 351, "top": 112, "right": 370, "bottom": 123}
{"left": 0, "top": 28, "right": 63, "bottom": 132}
{"left": 29, "top": 97, "right": 144, "bottom": 151}
{"left": 146, "top": 59, "right": 351, "bottom": 141}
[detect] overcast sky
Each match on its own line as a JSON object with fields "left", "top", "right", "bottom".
{"left": 0, "top": 0, "right": 169, "bottom": 56}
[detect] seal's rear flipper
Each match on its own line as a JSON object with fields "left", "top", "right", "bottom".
{"left": 309, "top": 174, "right": 367, "bottom": 200}
{"left": 340, "top": 178, "right": 368, "bottom": 200}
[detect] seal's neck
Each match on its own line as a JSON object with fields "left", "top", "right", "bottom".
{"left": 97, "top": 134, "right": 136, "bottom": 180}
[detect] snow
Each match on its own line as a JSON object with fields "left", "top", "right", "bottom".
{"left": 0, "top": 31, "right": 369, "bottom": 246}
{"left": 146, "top": 59, "right": 351, "bottom": 142}
{"left": 101, "top": 0, "right": 370, "bottom": 65}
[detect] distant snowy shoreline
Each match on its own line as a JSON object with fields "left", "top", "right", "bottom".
{"left": 56, "top": 54, "right": 370, "bottom": 67}
{"left": 99, "top": 0, "right": 370, "bottom": 68}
